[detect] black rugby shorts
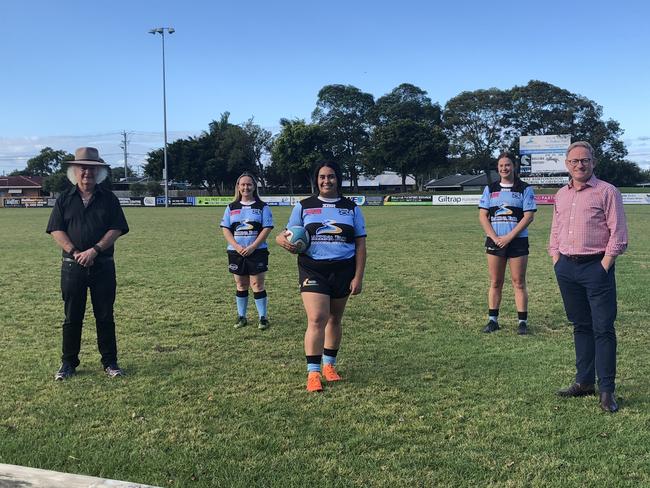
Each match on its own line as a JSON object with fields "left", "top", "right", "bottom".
{"left": 227, "top": 248, "right": 269, "bottom": 275}
{"left": 485, "top": 237, "right": 529, "bottom": 258}
{"left": 298, "top": 255, "right": 355, "bottom": 298}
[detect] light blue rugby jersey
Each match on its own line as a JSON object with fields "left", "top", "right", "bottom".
{"left": 478, "top": 180, "right": 537, "bottom": 237}
{"left": 287, "top": 196, "right": 366, "bottom": 261}
{"left": 220, "top": 200, "right": 274, "bottom": 250}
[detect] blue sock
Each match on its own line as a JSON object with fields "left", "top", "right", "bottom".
{"left": 323, "top": 348, "right": 338, "bottom": 366}
{"left": 235, "top": 290, "right": 248, "bottom": 317}
{"left": 306, "top": 355, "right": 322, "bottom": 373}
{"left": 253, "top": 290, "right": 268, "bottom": 318}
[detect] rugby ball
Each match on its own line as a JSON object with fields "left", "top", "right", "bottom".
{"left": 286, "top": 226, "right": 310, "bottom": 253}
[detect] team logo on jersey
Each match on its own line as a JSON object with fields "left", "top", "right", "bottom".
{"left": 235, "top": 219, "right": 255, "bottom": 231}
{"left": 230, "top": 209, "right": 241, "bottom": 216}
{"left": 494, "top": 203, "right": 513, "bottom": 216}
{"left": 229, "top": 264, "right": 239, "bottom": 271}
{"left": 316, "top": 220, "right": 343, "bottom": 235}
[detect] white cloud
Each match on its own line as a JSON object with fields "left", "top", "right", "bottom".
{"left": 0, "top": 131, "right": 198, "bottom": 174}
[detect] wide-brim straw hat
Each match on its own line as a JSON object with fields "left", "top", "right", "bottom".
{"left": 66, "top": 147, "right": 109, "bottom": 166}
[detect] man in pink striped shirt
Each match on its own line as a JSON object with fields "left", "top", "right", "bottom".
{"left": 549, "top": 141, "right": 628, "bottom": 413}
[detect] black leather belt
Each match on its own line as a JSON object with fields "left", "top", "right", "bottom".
{"left": 562, "top": 253, "right": 604, "bottom": 263}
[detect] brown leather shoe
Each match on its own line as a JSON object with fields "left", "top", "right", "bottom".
{"left": 557, "top": 382, "right": 596, "bottom": 397}
{"left": 600, "top": 392, "right": 619, "bottom": 413}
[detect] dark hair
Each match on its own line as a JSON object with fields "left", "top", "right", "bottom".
{"left": 496, "top": 151, "right": 520, "bottom": 180}
{"left": 313, "top": 161, "right": 344, "bottom": 197}
{"left": 233, "top": 172, "right": 261, "bottom": 202}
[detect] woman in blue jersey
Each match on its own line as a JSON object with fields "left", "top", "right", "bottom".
{"left": 478, "top": 152, "right": 536, "bottom": 335}
{"left": 221, "top": 172, "right": 274, "bottom": 330}
{"left": 276, "top": 162, "right": 367, "bottom": 392}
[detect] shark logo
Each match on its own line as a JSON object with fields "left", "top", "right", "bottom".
{"left": 316, "top": 220, "right": 343, "bottom": 235}
{"left": 235, "top": 219, "right": 254, "bottom": 231}
{"left": 494, "top": 203, "right": 513, "bottom": 216}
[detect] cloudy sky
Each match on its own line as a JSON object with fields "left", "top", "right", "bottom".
{"left": 1, "top": 0, "right": 648, "bottom": 174}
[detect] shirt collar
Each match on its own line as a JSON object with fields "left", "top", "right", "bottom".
{"left": 568, "top": 174, "right": 598, "bottom": 189}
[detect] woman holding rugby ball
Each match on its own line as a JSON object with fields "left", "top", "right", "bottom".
{"left": 276, "top": 162, "right": 367, "bottom": 392}
{"left": 478, "top": 152, "right": 536, "bottom": 335}
{"left": 221, "top": 172, "right": 274, "bottom": 330}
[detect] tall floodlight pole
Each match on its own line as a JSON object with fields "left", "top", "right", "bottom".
{"left": 149, "top": 26, "right": 175, "bottom": 207}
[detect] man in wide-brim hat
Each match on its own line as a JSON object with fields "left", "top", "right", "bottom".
{"left": 46, "top": 147, "right": 130, "bottom": 381}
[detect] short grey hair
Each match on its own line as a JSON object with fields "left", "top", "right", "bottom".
{"left": 566, "top": 141, "right": 595, "bottom": 159}
{"left": 67, "top": 166, "right": 108, "bottom": 185}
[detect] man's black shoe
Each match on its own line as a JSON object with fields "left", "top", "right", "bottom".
{"left": 557, "top": 382, "right": 596, "bottom": 397}
{"left": 482, "top": 320, "right": 500, "bottom": 333}
{"left": 600, "top": 392, "right": 619, "bottom": 413}
{"left": 54, "top": 363, "right": 76, "bottom": 381}
{"left": 517, "top": 322, "right": 528, "bottom": 335}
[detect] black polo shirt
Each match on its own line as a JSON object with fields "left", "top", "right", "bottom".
{"left": 46, "top": 185, "right": 129, "bottom": 258}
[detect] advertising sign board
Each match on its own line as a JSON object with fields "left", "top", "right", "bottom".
{"left": 519, "top": 135, "right": 571, "bottom": 174}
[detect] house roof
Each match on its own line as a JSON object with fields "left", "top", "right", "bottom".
{"left": 0, "top": 175, "right": 44, "bottom": 188}
{"left": 425, "top": 171, "right": 498, "bottom": 189}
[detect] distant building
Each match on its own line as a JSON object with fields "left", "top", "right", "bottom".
{"left": 0, "top": 175, "right": 45, "bottom": 197}
{"left": 424, "top": 171, "right": 499, "bottom": 192}
{"left": 343, "top": 172, "right": 416, "bottom": 192}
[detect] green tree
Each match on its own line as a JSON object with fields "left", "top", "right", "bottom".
{"left": 270, "top": 118, "right": 330, "bottom": 194}
{"left": 14, "top": 147, "right": 74, "bottom": 176}
{"left": 370, "top": 120, "right": 448, "bottom": 192}
{"left": 146, "top": 180, "right": 161, "bottom": 196}
{"left": 130, "top": 182, "right": 146, "bottom": 197}
{"left": 312, "top": 84, "right": 374, "bottom": 190}
{"left": 42, "top": 171, "right": 71, "bottom": 194}
{"left": 595, "top": 159, "right": 643, "bottom": 186}
{"left": 443, "top": 88, "right": 512, "bottom": 184}
{"left": 241, "top": 118, "right": 273, "bottom": 189}
{"left": 508, "top": 80, "right": 627, "bottom": 161}
{"left": 144, "top": 113, "right": 256, "bottom": 195}
{"left": 370, "top": 84, "right": 448, "bottom": 190}
{"left": 110, "top": 165, "right": 137, "bottom": 182}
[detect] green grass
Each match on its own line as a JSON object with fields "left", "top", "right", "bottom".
{"left": 1, "top": 205, "right": 649, "bottom": 487}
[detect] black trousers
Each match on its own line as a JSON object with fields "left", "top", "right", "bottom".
{"left": 60, "top": 258, "right": 118, "bottom": 368}
{"left": 554, "top": 255, "right": 617, "bottom": 392}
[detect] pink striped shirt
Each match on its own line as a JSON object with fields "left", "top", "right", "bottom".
{"left": 549, "top": 175, "right": 628, "bottom": 257}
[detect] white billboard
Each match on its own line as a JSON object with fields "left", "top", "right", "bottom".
{"left": 519, "top": 135, "right": 571, "bottom": 174}
{"left": 430, "top": 195, "right": 482, "bottom": 206}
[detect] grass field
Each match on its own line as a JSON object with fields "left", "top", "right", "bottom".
{"left": 1, "top": 205, "right": 649, "bottom": 487}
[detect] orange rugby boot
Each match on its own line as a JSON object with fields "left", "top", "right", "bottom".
{"left": 306, "top": 371, "right": 323, "bottom": 392}
{"left": 322, "top": 364, "right": 342, "bottom": 382}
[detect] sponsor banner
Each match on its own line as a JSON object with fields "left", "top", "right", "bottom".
{"left": 154, "top": 196, "right": 194, "bottom": 206}
{"left": 431, "top": 195, "right": 482, "bottom": 206}
{"left": 384, "top": 195, "right": 432, "bottom": 205}
{"left": 22, "top": 197, "right": 51, "bottom": 208}
{"left": 143, "top": 197, "right": 156, "bottom": 207}
{"left": 195, "top": 196, "right": 233, "bottom": 206}
{"left": 519, "top": 135, "right": 571, "bottom": 174}
{"left": 622, "top": 193, "right": 650, "bottom": 204}
{"left": 3, "top": 197, "right": 24, "bottom": 208}
{"left": 521, "top": 176, "right": 569, "bottom": 185}
{"left": 118, "top": 197, "right": 144, "bottom": 207}
{"left": 365, "top": 196, "right": 384, "bottom": 206}
{"left": 534, "top": 194, "right": 556, "bottom": 205}
{"left": 262, "top": 196, "right": 293, "bottom": 206}
{"left": 349, "top": 195, "right": 366, "bottom": 206}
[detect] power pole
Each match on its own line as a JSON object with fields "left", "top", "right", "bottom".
{"left": 119, "top": 131, "right": 132, "bottom": 180}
